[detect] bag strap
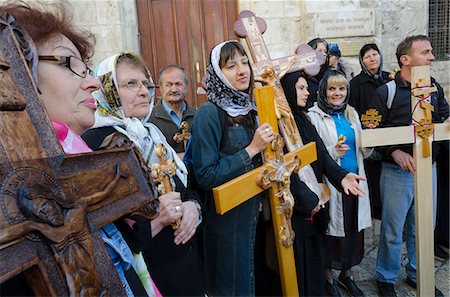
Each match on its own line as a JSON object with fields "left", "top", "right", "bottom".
{"left": 386, "top": 80, "right": 396, "bottom": 109}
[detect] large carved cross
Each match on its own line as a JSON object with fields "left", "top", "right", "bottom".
{"left": 359, "top": 66, "right": 450, "bottom": 297}
{"left": 0, "top": 15, "right": 155, "bottom": 296}
{"left": 212, "top": 11, "right": 324, "bottom": 296}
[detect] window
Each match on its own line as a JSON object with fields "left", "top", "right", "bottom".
{"left": 429, "top": 0, "right": 449, "bottom": 60}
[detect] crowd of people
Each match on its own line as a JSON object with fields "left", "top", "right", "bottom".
{"left": 1, "top": 1, "right": 448, "bottom": 297}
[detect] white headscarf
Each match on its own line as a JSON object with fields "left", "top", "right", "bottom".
{"left": 92, "top": 52, "right": 187, "bottom": 186}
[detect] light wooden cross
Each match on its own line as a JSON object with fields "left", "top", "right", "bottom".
{"left": 360, "top": 66, "right": 450, "bottom": 297}
{"left": 0, "top": 16, "right": 155, "bottom": 296}
{"left": 173, "top": 121, "right": 191, "bottom": 150}
{"left": 212, "top": 11, "right": 325, "bottom": 296}
{"left": 151, "top": 143, "right": 181, "bottom": 229}
{"left": 234, "top": 10, "right": 323, "bottom": 151}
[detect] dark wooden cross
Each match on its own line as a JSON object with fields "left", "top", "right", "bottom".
{"left": 212, "top": 11, "right": 325, "bottom": 296}
{"left": 173, "top": 121, "right": 191, "bottom": 150}
{"left": 0, "top": 14, "right": 156, "bottom": 296}
{"left": 360, "top": 66, "right": 450, "bottom": 296}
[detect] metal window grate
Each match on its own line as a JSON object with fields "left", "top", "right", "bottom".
{"left": 429, "top": 0, "right": 449, "bottom": 60}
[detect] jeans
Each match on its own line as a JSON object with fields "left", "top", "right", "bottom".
{"left": 376, "top": 162, "right": 437, "bottom": 284}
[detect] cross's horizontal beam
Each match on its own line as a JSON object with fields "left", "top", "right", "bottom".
{"left": 434, "top": 122, "right": 450, "bottom": 141}
{"left": 359, "top": 126, "right": 414, "bottom": 148}
{"left": 213, "top": 142, "right": 317, "bottom": 215}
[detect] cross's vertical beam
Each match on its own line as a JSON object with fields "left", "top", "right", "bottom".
{"left": 255, "top": 87, "right": 299, "bottom": 296}
{"left": 411, "top": 66, "right": 435, "bottom": 296}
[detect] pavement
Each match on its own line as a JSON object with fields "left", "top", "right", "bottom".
{"left": 331, "top": 219, "right": 450, "bottom": 297}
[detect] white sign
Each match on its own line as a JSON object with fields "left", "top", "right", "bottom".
{"left": 314, "top": 10, "right": 375, "bottom": 38}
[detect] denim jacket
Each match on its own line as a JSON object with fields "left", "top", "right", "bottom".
{"left": 100, "top": 224, "right": 136, "bottom": 297}
{"left": 191, "top": 101, "right": 262, "bottom": 296}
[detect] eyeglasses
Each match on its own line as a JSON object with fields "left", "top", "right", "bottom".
{"left": 38, "top": 55, "right": 93, "bottom": 78}
{"left": 120, "top": 79, "right": 155, "bottom": 95}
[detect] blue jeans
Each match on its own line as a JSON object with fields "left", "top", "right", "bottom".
{"left": 376, "top": 162, "right": 437, "bottom": 284}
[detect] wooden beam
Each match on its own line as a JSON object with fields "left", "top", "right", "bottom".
{"left": 359, "top": 126, "right": 414, "bottom": 147}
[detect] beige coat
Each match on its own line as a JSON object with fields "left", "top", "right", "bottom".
{"left": 307, "top": 103, "right": 372, "bottom": 237}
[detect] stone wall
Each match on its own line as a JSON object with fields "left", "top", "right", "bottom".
{"left": 2, "top": 0, "right": 448, "bottom": 98}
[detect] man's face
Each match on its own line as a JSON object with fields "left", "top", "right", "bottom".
{"left": 404, "top": 40, "right": 435, "bottom": 67}
{"left": 160, "top": 68, "right": 188, "bottom": 104}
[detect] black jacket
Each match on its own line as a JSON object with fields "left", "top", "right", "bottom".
{"left": 82, "top": 126, "right": 205, "bottom": 296}
{"left": 349, "top": 70, "right": 391, "bottom": 116}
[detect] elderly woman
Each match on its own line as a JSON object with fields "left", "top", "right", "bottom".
{"left": 308, "top": 70, "right": 372, "bottom": 297}
{"left": 0, "top": 2, "right": 160, "bottom": 296}
{"left": 82, "top": 51, "right": 205, "bottom": 297}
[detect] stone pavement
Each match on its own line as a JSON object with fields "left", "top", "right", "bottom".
{"left": 331, "top": 220, "right": 450, "bottom": 297}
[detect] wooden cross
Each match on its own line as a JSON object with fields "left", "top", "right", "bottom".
{"left": 173, "top": 121, "right": 191, "bottom": 150}
{"left": 361, "top": 108, "right": 382, "bottom": 128}
{"left": 0, "top": 16, "right": 156, "bottom": 296}
{"left": 360, "top": 66, "right": 450, "bottom": 297}
{"left": 151, "top": 143, "right": 181, "bottom": 229}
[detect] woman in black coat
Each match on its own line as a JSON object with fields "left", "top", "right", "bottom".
{"left": 349, "top": 43, "right": 391, "bottom": 219}
{"left": 281, "top": 71, "right": 366, "bottom": 296}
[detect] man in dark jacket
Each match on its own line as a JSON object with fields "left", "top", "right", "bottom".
{"left": 371, "top": 35, "right": 448, "bottom": 297}
{"left": 150, "top": 64, "right": 196, "bottom": 156}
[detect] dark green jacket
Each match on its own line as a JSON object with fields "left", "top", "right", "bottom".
{"left": 149, "top": 99, "right": 196, "bottom": 153}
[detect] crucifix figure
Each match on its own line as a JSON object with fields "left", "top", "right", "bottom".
{"left": 0, "top": 14, "right": 155, "bottom": 296}
{"left": 360, "top": 65, "right": 449, "bottom": 296}
{"left": 234, "top": 10, "right": 323, "bottom": 151}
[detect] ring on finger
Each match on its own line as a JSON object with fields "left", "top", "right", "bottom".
{"left": 175, "top": 205, "right": 181, "bottom": 213}
{"left": 264, "top": 128, "right": 270, "bottom": 133}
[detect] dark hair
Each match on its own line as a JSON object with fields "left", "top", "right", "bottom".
{"left": 307, "top": 38, "right": 329, "bottom": 52}
{"left": 116, "top": 53, "right": 151, "bottom": 80}
{"left": 158, "top": 64, "right": 188, "bottom": 86}
{"left": 218, "top": 41, "right": 255, "bottom": 99}
{"left": 0, "top": 0, "right": 95, "bottom": 61}
{"left": 396, "top": 35, "right": 431, "bottom": 67}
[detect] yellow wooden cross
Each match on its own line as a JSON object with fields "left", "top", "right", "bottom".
{"left": 151, "top": 143, "right": 181, "bottom": 229}
{"left": 213, "top": 87, "right": 317, "bottom": 296}
{"left": 361, "top": 108, "right": 382, "bottom": 128}
{"left": 360, "top": 66, "right": 450, "bottom": 297}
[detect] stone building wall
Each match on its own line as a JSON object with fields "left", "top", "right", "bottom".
{"left": 2, "top": 0, "right": 448, "bottom": 98}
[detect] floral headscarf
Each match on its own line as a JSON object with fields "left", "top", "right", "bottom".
{"left": 92, "top": 52, "right": 187, "bottom": 186}
{"left": 206, "top": 40, "right": 257, "bottom": 117}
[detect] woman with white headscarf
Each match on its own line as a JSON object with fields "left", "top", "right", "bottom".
{"left": 82, "top": 52, "right": 204, "bottom": 296}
